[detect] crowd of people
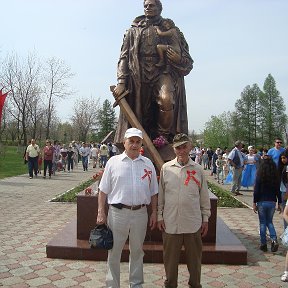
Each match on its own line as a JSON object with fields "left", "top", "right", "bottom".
{"left": 192, "top": 138, "right": 288, "bottom": 282}
{"left": 24, "top": 139, "right": 120, "bottom": 179}
{"left": 190, "top": 138, "right": 287, "bottom": 193}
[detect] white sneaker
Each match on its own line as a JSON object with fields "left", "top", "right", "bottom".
{"left": 281, "top": 272, "right": 288, "bottom": 282}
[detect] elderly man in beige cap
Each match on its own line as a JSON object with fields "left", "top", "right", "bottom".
{"left": 97, "top": 127, "right": 158, "bottom": 288}
{"left": 157, "top": 133, "right": 211, "bottom": 288}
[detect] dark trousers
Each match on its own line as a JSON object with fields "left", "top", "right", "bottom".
{"left": 163, "top": 230, "right": 202, "bottom": 288}
{"left": 43, "top": 159, "right": 53, "bottom": 177}
{"left": 82, "top": 156, "right": 88, "bottom": 170}
{"left": 67, "top": 158, "right": 74, "bottom": 171}
{"left": 100, "top": 155, "right": 108, "bottom": 168}
{"left": 28, "top": 156, "right": 38, "bottom": 177}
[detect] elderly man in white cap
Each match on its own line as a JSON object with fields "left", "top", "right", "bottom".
{"left": 97, "top": 127, "right": 158, "bottom": 288}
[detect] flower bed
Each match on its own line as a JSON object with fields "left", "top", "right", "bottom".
{"left": 51, "top": 170, "right": 104, "bottom": 203}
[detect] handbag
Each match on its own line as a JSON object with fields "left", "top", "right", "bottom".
{"left": 280, "top": 227, "right": 288, "bottom": 247}
{"left": 89, "top": 224, "right": 113, "bottom": 250}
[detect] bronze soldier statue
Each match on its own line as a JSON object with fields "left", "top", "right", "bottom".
{"left": 113, "top": 0, "right": 193, "bottom": 143}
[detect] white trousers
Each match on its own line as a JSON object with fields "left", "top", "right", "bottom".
{"left": 106, "top": 206, "right": 148, "bottom": 288}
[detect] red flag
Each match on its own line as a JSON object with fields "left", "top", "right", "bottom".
{"left": 0, "top": 89, "right": 9, "bottom": 125}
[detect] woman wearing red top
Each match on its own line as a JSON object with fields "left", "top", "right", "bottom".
{"left": 43, "top": 140, "right": 54, "bottom": 179}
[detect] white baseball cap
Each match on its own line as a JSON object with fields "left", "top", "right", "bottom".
{"left": 124, "top": 128, "right": 143, "bottom": 139}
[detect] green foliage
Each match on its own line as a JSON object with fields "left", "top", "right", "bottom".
{"left": 97, "top": 99, "right": 116, "bottom": 142}
{"left": 204, "top": 74, "right": 287, "bottom": 148}
{"left": 0, "top": 146, "right": 27, "bottom": 179}
{"left": 207, "top": 181, "right": 247, "bottom": 208}
{"left": 234, "top": 84, "right": 261, "bottom": 146}
{"left": 203, "top": 112, "right": 232, "bottom": 148}
{"left": 259, "top": 74, "right": 287, "bottom": 145}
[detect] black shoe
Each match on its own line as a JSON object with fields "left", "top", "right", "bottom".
{"left": 271, "top": 240, "right": 279, "bottom": 252}
{"left": 233, "top": 191, "right": 243, "bottom": 196}
{"left": 260, "top": 244, "right": 267, "bottom": 252}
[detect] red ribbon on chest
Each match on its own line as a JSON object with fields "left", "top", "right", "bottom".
{"left": 142, "top": 169, "right": 152, "bottom": 185}
{"left": 185, "top": 170, "right": 201, "bottom": 188}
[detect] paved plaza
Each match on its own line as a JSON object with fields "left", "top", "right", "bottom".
{"left": 0, "top": 165, "right": 287, "bottom": 287}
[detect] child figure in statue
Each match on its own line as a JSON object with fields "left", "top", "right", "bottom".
{"left": 155, "top": 18, "right": 181, "bottom": 72}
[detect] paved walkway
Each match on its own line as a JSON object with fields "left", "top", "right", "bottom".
{"left": 0, "top": 165, "right": 287, "bottom": 287}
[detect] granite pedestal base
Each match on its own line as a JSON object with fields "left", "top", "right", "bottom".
{"left": 46, "top": 191, "right": 247, "bottom": 264}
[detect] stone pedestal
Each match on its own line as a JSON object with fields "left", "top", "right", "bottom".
{"left": 77, "top": 191, "right": 217, "bottom": 243}
{"left": 47, "top": 189, "right": 247, "bottom": 264}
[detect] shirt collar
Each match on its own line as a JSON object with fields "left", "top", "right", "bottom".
{"left": 120, "top": 151, "right": 144, "bottom": 162}
{"left": 169, "top": 157, "right": 196, "bottom": 168}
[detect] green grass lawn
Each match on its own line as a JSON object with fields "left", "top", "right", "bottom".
{"left": 0, "top": 146, "right": 27, "bottom": 179}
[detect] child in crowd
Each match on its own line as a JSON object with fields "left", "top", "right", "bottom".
{"left": 215, "top": 154, "right": 225, "bottom": 184}
{"left": 222, "top": 148, "right": 230, "bottom": 179}
{"left": 212, "top": 148, "right": 221, "bottom": 179}
{"left": 253, "top": 157, "right": 282, "bottom": 252}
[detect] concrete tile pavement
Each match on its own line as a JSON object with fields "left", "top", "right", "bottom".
{"left": 0, "top": 164, "right": 287, "bottom": 287}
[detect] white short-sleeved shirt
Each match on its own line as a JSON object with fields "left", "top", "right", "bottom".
{"left": 99, "top": 152, "right": 158, "bottom": 205}
{"left": 26, "top": 144, "right": 40, "bottom": 158}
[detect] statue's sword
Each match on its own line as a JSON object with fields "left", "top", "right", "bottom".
{"left": 110, "top": 85, "right": 164, "bottom": 172}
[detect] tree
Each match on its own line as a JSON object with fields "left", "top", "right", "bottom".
{"left": 0, "top": 53, "right": 41, "bottom": 144}
{"left": 55, "top": 122, "right": 74, "bottom": 144}
{"left": 203, "top": 112, "right": 232, "bottom": 149}
{"left": 97, "top": 99, "right": 116, "bottom": 142}
{"left": 43, "top": 57, "right": 74, "bottom": 139}
{"left": 258, "top": 74, "right": 287, "bottom": 145}
{"left": 234, "top": 84, "right": 261, "bottom": 146}
{"left": 71, "top": 96, "right": 100, "bottom": 142}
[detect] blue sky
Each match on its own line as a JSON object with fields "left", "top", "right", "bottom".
{"left": 1, "top": 0, "right": 287, "bottom": 133}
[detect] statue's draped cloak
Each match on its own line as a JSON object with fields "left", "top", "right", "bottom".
{"left": 114, "top": 15, "right": 193, "bottom": 143}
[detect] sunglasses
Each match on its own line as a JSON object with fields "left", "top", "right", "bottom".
{"left": 276, "top": 141, "right": 282, "bottom": 144}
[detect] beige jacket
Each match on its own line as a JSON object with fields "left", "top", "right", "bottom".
{"left": 157, "top": 158, "right": 211, "bottom": 234}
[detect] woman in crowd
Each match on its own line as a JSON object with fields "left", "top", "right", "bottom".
{"left": 42, "top": 140, "right": 54, "bottom": 179}
{"left": 241, "top": 146, "right": 258, "bottom": 188}
{"left": 253, "top": 157, "right": 282, "bottom": 252}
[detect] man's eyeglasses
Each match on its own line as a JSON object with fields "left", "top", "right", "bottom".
{"left": 276, "top": 141, "right": 282, "bottom": 144}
